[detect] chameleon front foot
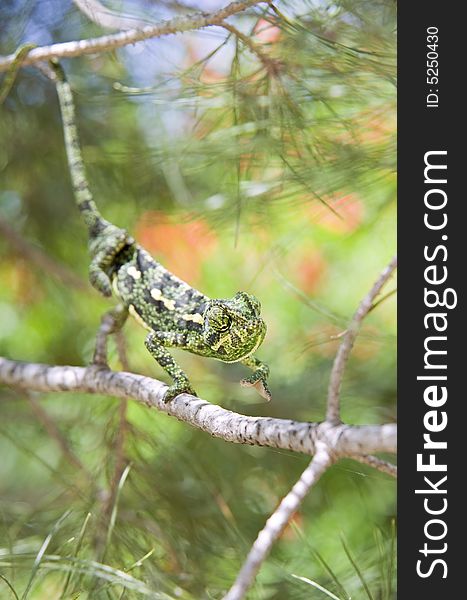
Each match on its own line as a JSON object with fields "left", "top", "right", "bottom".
{"left": 240, "top": 375, "right": 272, "bottom": 402}
{"left": 240, "top": 356, "right": 271, "bottom": 401}
{"left": 144, "top": 332, "right": 197, "bottom": 402}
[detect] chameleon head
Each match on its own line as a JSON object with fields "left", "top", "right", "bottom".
{"left": 203, "top": 291, "right": 267, "bottom": 362}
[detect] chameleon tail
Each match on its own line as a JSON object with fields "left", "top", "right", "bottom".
{"left": 50, "top": 61, "right": 134, "bottom": 298}
{"left": 50, "top": 60, "right": 103, "bottom": 234}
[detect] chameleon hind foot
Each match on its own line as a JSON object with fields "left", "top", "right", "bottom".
{"left": 88, "top": 223, "right": 134, "bottom": 297}
{"left": 89, "top": 262, "right": 113, "bottom": 297}
{"left": 92, "top": 305, "right": 128, "bottom": 366}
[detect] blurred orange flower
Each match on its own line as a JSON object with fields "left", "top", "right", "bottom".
{"left": 135, "top": 212, "right": 218, "bottom": 284}
{"left": 311, "top": 193, "right": 364, "bottom": 234}
{"left": 0, "top": 260, "right": 42, "bottom": 305}
{"left": 295, "top": 250, "right": 327, "bottom": 295}
{"left": 254, "top": 18, "right": 281, "bottom": 44}
{"left": 183, "top": 39, "right": 225, "bottom": 86}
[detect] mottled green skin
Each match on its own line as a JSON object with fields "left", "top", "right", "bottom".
{"left": 51, "top": 61, "right": 271, "bottom": 402}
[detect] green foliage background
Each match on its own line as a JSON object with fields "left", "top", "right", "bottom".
{"left": 0, "top": 1, "right": 396, "bottom": 598}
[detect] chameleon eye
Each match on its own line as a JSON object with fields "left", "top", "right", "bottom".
{"left": 208, "top": 306, "right": 232, "bottom": 332}
{"left": 215, "top": 313, "right": 231, "bottom": 333}
{"left": 222, "top": 317, "right": 231, "bottom": 332}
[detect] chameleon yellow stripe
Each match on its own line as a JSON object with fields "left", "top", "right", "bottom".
{"left": 150, "top": 288, "right": 176, "bottom": 310}
{"left": 181, "top": 313, "right": 204, "bottom": 325}
{"left": 127, "top": 266, "right": 141, "bottom": 279}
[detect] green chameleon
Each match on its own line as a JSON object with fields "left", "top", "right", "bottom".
{"left": 50, "top": 61, "right": 271, "bottom": 403}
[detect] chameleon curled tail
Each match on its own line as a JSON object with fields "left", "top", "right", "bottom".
{"left": 50, "top": 60, "right": 134, "bottom": 297}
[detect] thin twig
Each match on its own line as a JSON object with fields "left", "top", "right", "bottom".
{"left": 99, "top": 331, "right": 130, "bottom": 554}
{"left": 111, "top": 397, "right": 128, "bottom": 488}
{"left": 0, "top": 0, "right": 266, "bottom": 73}
{"left": 0, "top": 43, "right": 36, "bottom": 104}
{"left": 223, "top": 445, "right": 333, "bottom": 600}
{"left": 347, "top": 453, "right": 397, "bottom": 478}
{"left": 26, "top": 392, "right": 92, "bottom": 479}
{"left": 368, "top": 288, "right": 397, "bottom": 314}
{"left": 221, "top": 22, "right": 279, "bottom": 74}
{"left": 0, "top": 217, "right": 86, "bottom": 290}
{"left": 326, "top": 256, "right": 397, "bottom": 423}
{"left": 115, "top": 330, "right": 130, "bottom": 372}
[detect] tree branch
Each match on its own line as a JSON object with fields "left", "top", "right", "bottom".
{"left": 347, "top": 453, "right": 397, "bottom": 478}
{"left": 0, "top": 0, "right": 266, "bottom": 73}
{"left": 223, "top": 445, "right": 333, "bottom": 600}
{"left": 0, "top": 357, "right": 396, "bottom": 456}
{"left": 326, "top": 255, "right": 397, "bottom": 423}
